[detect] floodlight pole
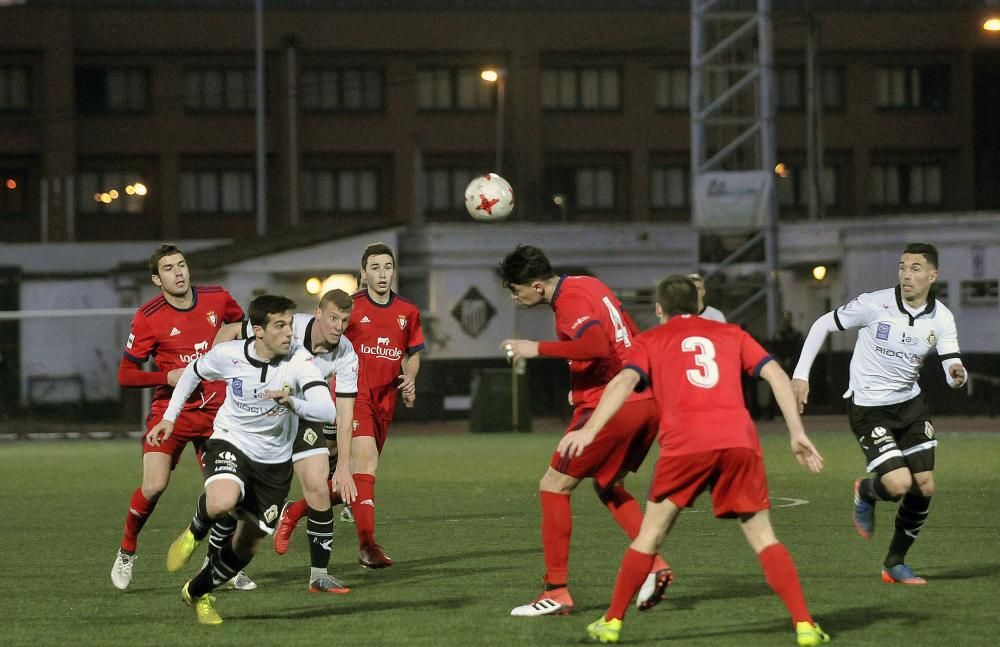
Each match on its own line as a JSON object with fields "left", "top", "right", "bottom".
{"left": 255, "top": 0, "right": 267, "bottom": 237}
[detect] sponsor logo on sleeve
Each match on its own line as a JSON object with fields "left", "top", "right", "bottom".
{"left": 571, "top": 315, "right": 592, "bottom": 330}
{"left": 126, "top": 333, "right": 135, "bottom": 349}
{"left": 876, "top": 322, "right": 891, "bottom": 341}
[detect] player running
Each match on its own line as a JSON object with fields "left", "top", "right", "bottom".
{"left": 498, "top": 245, "right": 671, "bottom": 617}
{"left": 152, "top": 295, "right": 336, "bottom": 624}
{"left": 559, "top": 275, "right": 828, "bottom": 646}
{"left": 112, "top": 244, "right": 251, "bottom": 591}
{"left": 274, "top": 243, "right": 424, "bottom": 569}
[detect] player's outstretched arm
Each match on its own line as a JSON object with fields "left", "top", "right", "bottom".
{"left": 760, "top": 360, "right": 824, "bottom": 474}
{"left": 791, "top": 311, "right": 839, "bottom": 412}
{"left": 557, "top": 368, "right": 638, "bottom": 459}
{"left": 213, "top": 321, "right": 243, "bottom": 346}
{"left": 332, "top": 396, "right": 357, "bottom": 504}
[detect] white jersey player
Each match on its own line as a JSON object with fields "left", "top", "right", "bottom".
{"left": 791, "top": 244, "right": 966, "bottom": 586}
{"left": 148, "top": 295, "right": 338, "bottom": 624}
{"left": 230, "top": 290, "right": 361, "bottom": 593}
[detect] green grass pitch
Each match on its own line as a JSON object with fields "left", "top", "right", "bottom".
{"left": 1, "top": 417, "right": 998, "bottom": 646}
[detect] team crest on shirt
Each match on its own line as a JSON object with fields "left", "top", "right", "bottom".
{"left": 924, "top": 421, "right": 935, "bottom": 439}
{"left": 397, "top": 314, "right": 407, "bottom": 329}
{"left": 206, "top": 310, "right": 218, "bottom": 326}
{"left": 263, "top": 505, "right": 279, "bottom": 523}
{"left": 926, "top": 330, "right": 937, "bottom": 346}
{"left": 875, "top": 322, "right": 891, "bottom": 341}
{"left": 303, "top": 427, "right": 318, "bottom": 445}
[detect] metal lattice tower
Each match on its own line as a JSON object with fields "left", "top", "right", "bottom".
{"left": 690, "top": 0, "right": 780, "bottom": 337}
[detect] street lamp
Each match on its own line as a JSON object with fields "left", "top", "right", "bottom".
{"left": 481, "top": 68, "right": 505, "bottom": 174}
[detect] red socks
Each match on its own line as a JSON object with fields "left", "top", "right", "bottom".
{"left": 121, "top": 488, "right": 156, "bottom": 553}
{"left": 540, "top": 491, "right": 572, "bottom": 585}
{"left": 606, "top": 548, "right": 655, "bottom": 621}
{"left": 353, "top": 473, "right": 376, "bottom": 547}
{"left": 327, "top": 479, "right": 344, "bottom": 506}
{"left": 757, "top": 543, "right": 813, "bottom": 625}
{"left": 602, "top": 484, "right": 644, "bottom": 539}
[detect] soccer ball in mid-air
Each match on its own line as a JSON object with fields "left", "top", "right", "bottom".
{"left": 464, "top": 173, "right": 515, "bottom": 222}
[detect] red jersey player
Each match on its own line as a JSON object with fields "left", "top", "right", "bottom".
{"left": 111, "top": 244, "right": 246, "bottom": 591}
{"left": 277, "top": 242, "right": 424, "bottom": 569}
{"left": 498, "top": 245, "right": 670, "bottom": 617}
{"left": 558, "top": 275, "right": 828, "bottom": 647}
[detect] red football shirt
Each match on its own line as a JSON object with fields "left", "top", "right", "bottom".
{"left": 625, "top": 315, "right": 772, "bottom": 456}
{"left": 345, "top": 290, "right": 425, "bottom": 419}
{"left": 550, "top": 275, "right": 650, "bottom": 409}
{"left": 123, "top": 285, "right": 244, "bottom": 412}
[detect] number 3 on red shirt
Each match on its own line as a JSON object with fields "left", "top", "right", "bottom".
{"left": 682, "top": 336, "right": 719, "bottom": 388}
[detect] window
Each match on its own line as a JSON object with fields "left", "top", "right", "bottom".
{"left": 0, "top": 66, "right": 30, "bottom": 112}
{"left": 78, "top": 171, "right": 148, "bottom": 215}
{"left": 425, "top": 166, "right": 486, "bottom": 214}
{"left": 545, "top": 165, "right": 619, "bottom": 217}
{"left": 820, "top": 67, "right": 845, "bottom": 111}
{"left": 871, "top": 163, "right": 942, "bottom": 207}
{"left": 541, "top": 67, "right": 620, "bottom": 110}
{"left": 960, "top": 280, "right": 999, "bottom": 307}
{"left": 875, "top": 65, "right": 949, "bottom": 110}
{"left": 650, "top": 165, "right": 689, "bottom": 209}
{"left": 76, "top": 67, "right": 150, "bottom": 113}
{"left": 301, "top": 169, "right": 379, "bottom": 214}
{"left": 654, "top": 67, "right": 688, "bottom": 111}
{"left": 1, "top": 171, "right": 28, "bottom": 216}
{"left": 777, "top": 165, "right": 838, "bottom": 208}
{"left": 776, "top": 66, "right": 844, "bottom": 111}
{"left": 301, "top": 67, "right": 383, "bottom": 111}
{"left": 185, "top": 68, "right": 256, "bottom": 112}
{"left": 776, "top": 67, "right": 804, "bottom": 110}
{"left": 417, "top": 67, "right": 493, "bottom": 111}
{"left": 179, "top": 170, "right": 254, "bottom": 215}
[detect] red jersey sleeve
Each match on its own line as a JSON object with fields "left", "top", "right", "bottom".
{"left": 222, "top": 292, "right": 244, "bottom": 324}
{"left": 123, "top": 312, "right": 157, "bottom": 364}
{"left": 407, "top": 308, "right": 426, "bottom": 355}
{"left": 739, "top": 330, "right": 773, "bottom": 376}
{"left": 624, "top": 336, "right": 653, "bottom": 391}
{"left": 538, "top": 324, "right": 612, "bottom": 360}
{"left": 553, "top": 292, "right": 601, "bottom": 341}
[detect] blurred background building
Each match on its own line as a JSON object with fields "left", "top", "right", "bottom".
{"left": 1, "top": 0, "right": 998, "bottom": 420}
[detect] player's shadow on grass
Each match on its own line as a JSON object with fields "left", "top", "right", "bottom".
{"left": 926, "top": 561, "right": 1000, "bottom": 580}
{"left": 237, "top": 595, "right": 470, "bottom": 620}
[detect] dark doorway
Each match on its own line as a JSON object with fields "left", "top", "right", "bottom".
{"left": 0, "top": 267, "right": 20, "bottom": 414}
{"left": 973, "top": 51, "right": 1000, "bottom": 209}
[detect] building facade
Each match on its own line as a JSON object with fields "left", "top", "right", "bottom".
{"left": 2, "top": 1, "right": 999, "bottom": 242}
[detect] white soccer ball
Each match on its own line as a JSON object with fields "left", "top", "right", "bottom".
{"left": 464, "top": 172, "right": 515, "bottom": 222}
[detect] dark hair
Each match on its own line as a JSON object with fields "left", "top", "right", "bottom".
{"left": 498, "top": 245, "right": 556, "bottom": 288}
{"left": 656, "top": 275, "right": 699, "bottom": 316}
{"left": 318, "top": 289, "right": 353, "bottom": 311}
{"left": 248, "top": 295, "right": 296, "bottom": 328}
{"left": 362, "top": 242, "right": 396, "bottom": 270}
{"left": 903, "top": 243, "right": 939, "bottom": 269}
{"left": 149, "top": 243, "right": 184, "bottom": 275}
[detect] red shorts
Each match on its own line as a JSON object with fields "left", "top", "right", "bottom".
{"left": 352, "top": 398, "right": 391, "bottom": 454}
{"left": 142, "top": 407, "right": 216, "bottom": 469}
{"left": 550, "top": 398, "right": 658, "bottom": 489}
{"left": 649, "top": 447, "right": 770, "bottom": 518}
